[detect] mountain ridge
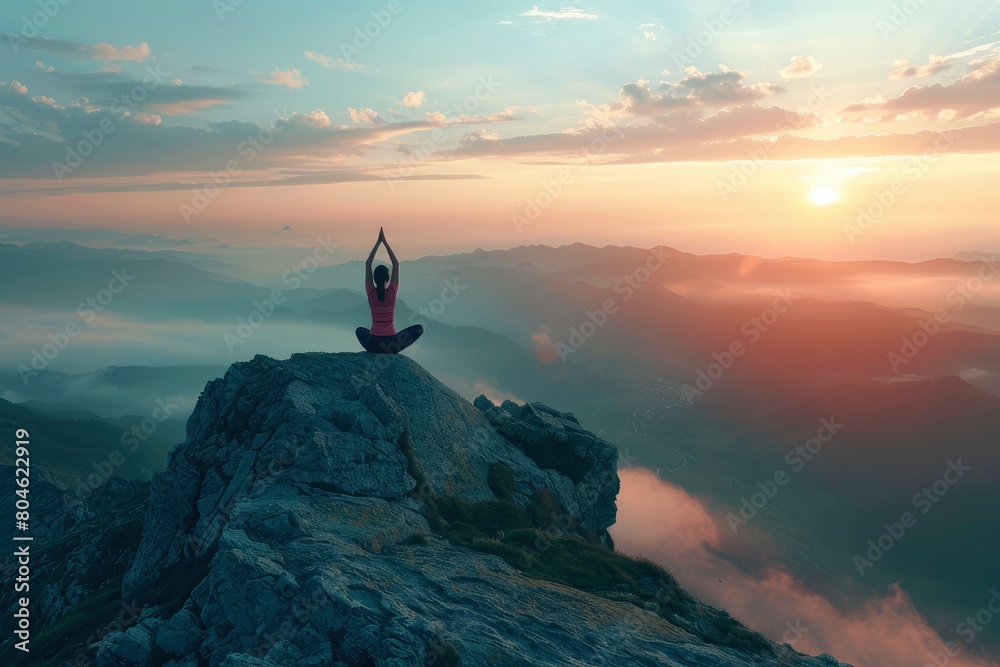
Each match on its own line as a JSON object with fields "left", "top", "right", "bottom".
{"left": 4, "top": 352, "right": 851, "bottom": 666}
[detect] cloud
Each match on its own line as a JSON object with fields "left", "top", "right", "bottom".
{"left": 779, "top": 55, "right": 822, "bottom": 80}
{"left": 293, "top": 109, "right": 334, "bottom": 128}
{"left": 36, "top": 67, "right": 250, "bottom": 114}
{"left": 304, "top": 50, "right": 366, "bottom": 71}
{"left": 419, "top": 107, "right": 519, "bottom": 126}
{"left": 843, "top": 52, "right": 1000, "bottom": 119}
{"left": 0, "top": 90, "right": 464, "bottom": 183}
{"left": 17, "top": 38, "right": 152, "bottom": 62}
{"left": 519, "top": 6, "right": 599, "bottom": 21}
{"left": 92, "top": 42, "right": 152, "bottom": 62}
{"left": 438, "top": 102, "right": 821, "bottom": 161}
{"left": 261, "top": 68, "right": 309, "bottom": 89}
{"left": 615, "top": 66, "right": 782, "bottom": 116}
{"left": 402, "top": 91, "right": 426, "bottom": 108}
{"left": 889, "top": 41, "right": 1000, "bottom": 81}
{"left": 32, "top": 95, "right": 60, "bottom": 108}
{"left": 0, "top": 76, "right": 523, "bottom": 188}
{"left": 435, "top": 101, "right": 1000, "bottom": 166}
{"left": 639, "top": 22, "right": 664, "bottom": 41}
{"left": 889, "top": 55, "right": 955, "bottom": 79}
{"left": 347, "top": 107, "right": 382, "bottom": 124}
{"left": 4, "top": 171, "right": 489, "bottom": 196}
{"left": 455, "top": 128, "right": 501, "bottom": 150}
{"left": 611, "top": 467, "right": 992, "bottom": 667}
{"left": 3, "top": 81, "right": 28, "bottom": 95}
{"left": 130, "top": 112, "right": 161, "bottom": 125}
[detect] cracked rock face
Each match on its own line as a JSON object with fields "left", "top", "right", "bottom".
{"left": 89, "top": 352, "right": 850, "bottom": 667}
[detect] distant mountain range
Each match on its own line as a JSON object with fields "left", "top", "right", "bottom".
{"left": 1, "top": 237, "right": 998, "bottom": 660}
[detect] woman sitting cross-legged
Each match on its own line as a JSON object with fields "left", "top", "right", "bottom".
{"left": 355, "top": 227, "right": 424, "bottom": 354}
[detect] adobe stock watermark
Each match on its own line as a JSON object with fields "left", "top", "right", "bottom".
{"left": 384, "top": 74, "right": 500, "bottom": 191}
{"left": 51, "top": 65, "right": 170, "bottom": 181}
{"left": 670, "top": 0, "right": 750, "bottom": 69}
{"left": 550, "top": 247, "right": 671, "bottom": 362}
{"left": 246, "top": 588, "right": 333, "bottom": 659}
{"left": 65, "top": 396, "right": 180, "bottom": 505}
{"left": 405, "top": 278, "right": 467, "bottom": 326}
{"left": 72, "top": 598, "right": 142, "bottom": 666}
{"left": 717, "top": 86, "right": 830, "bottom": 201}
{"left": 925, "top": 589, "right": 1000, "bottom": 667}
{"left": 511, "top": 125, "right": 625, "bottom": 234}
{"left": 17, "top": 267, "right": 135, "bottom": 385}
{"left": 887, "top": 255, "right": 999, "bottom": 374}
{"left": 681, "top": 289, "right": 800, "bottom": 402}
{"left": 726, "top": 417, "right": 844, "bottom": 533}
{"left": 179, "top": 107, "right": 289, "bottom": 224}
{"left": 342, "top": 0, "right": 404, "bottom": 60}
{"left": 877, "top": 0, "right": 932, "bottom": 38}
{"left": 853, "top": 459, "right": 971, "bottom": 576}
{"left": 7, "top": 0, "right": 74, "bottom": 54}
{"left": 223, "top": 236, "right": 338, "bottom": 352}
{"left": 778, "top": 620, "right": 810, "bottom": 648}
{"left": 844, "top": 128, "right": 956, "bottom": 244}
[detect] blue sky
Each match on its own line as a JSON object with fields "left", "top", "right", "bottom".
{"left": 1, "top": 1, "right": 999, "bottom": 258}
{"left": 7, "top": 0, "right": 995, "bottom": 129}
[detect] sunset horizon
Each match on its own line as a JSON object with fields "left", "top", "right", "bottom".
{"left": 3, "top": 3, "right": 1000, "bottom": 667}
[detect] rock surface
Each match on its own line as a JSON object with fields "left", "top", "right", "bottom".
{"left": 7, "top": 352, "right": 852, "bottom": 666}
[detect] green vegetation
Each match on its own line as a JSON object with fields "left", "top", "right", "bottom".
{"left": 27, "top": 577, "right": 131, "bottom": 666}
{"left": 399, "top": 446, "right": 773, "bottom": 657}
{"left": 0, "top": 397, "right": 174, "bottom": 484}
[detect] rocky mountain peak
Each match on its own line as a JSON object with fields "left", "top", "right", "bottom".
{"left": 22, "top": 352, "right": 849, "bottom": 666}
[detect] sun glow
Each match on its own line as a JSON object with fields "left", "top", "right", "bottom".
{"left": 809, "top": 187, "right": 841, "bottom": 206}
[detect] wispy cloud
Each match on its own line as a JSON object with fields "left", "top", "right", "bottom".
{"left": 31, "top": 66, "right": 251, "bottom": 114}
{"left": 779, "top": 55, "right": 822, "bottom": 81}
{"left": 889, "top": 55, "right": 955, "bottom": 80}
{"left": 844, "top": 52, "right": 1000, "bottom": 119}
{"left": 304, "top": 50, "right": 366, "bottom": 71}
{"left": 15, "top": 38, "right": 152, "bottom": 62}
{"left": 260, "top": 68, "right": 309, "bottom": 89}
{"left": 519, "top": 6, "right": 599, "bottom": 21}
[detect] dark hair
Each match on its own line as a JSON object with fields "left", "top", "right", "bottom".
{"left": 373, "top": 264, "right": 389, "bottom": 302}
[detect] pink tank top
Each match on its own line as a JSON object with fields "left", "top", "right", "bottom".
{"left": 367, "top": 283, "right": 397, "bottom": 336}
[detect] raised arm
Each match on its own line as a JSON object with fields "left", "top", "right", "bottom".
{"left": 365, "top": 235, "right": 381, "bottom": 290}
{"left": 380, "top": 228, "right": 400, "bottom": 286}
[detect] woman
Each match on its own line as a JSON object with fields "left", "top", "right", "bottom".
{"left": 355, "top": 227, "right": 424, "bottom": 354}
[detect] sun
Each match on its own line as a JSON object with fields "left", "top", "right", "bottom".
{"left": 809, "top": 187, "right": 841, "bottom": 206}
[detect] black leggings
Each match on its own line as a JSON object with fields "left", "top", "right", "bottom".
{"left": 355, "top": 324, "right": 423, "bottom": 354}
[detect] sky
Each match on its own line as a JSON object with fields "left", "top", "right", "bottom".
{"left": 1, "top": 0, "right": 999, "bottom": 260}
